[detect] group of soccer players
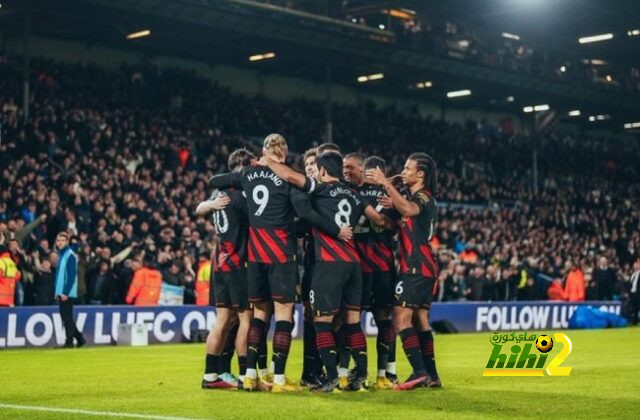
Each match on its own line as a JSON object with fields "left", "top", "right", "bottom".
{"left": 196, "top": 134, "right": 441, "bottom": 393}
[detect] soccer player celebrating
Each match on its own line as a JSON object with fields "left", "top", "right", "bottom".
{"left": 209, "top": 134, "right": 346, "bottom": 393}
{"left": 264, "top": 151, "right": 371, "bottom": 393}
{"left": 342, "top": 152, "right": 398, "bottom": 389}
{"left": 299, "top": 147, "right": 324, "bottom": 387}
{"left": 366, "top": 152, "right": 442, "bottom": 390}
{"left": 356, "top": 156, "right": 398, "bottom": 390}
{"left": 197, "top": 148, "right": 255, "bottom": 389}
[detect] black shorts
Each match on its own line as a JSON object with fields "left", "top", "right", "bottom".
{"left": 362, "top": 271, "right": 395, "bottom": 310}
{"left": 394, "top": 274, "right": 435, "bottom": 310}
{"left": 310, "top": 262, "right": 362, "bottom": 316}
{"left": 247, "top": 261, "right": 299, "bottom": 303}
{"left": 214, "top": 269, "right": 249, "bottom": 310}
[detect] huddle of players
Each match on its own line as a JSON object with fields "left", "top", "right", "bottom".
{"left": 198, "top": 133, "right": 441, "bottom": 393}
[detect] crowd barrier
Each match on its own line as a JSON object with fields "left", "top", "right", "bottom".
{"left": 0, "top": 301, "right": 621, "bottom": 348}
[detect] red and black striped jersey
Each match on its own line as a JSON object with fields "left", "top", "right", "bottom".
{"left": 301, "top": 179, "right": 364, "bottom": 263}
{"left": 211, "top": 188, "right": 248, "bottom": 272}
{"left": 398, "top": 189, "right": 439, "bottom": 278}
{"left": 354, "top": 184, "right": 395, "bottom": 273}
{"left": 210, "top": 165, "right": 302, "bottom": 264}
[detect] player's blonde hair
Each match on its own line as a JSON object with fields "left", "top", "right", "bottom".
{"left": 263, "top": 133, "right": 288, "bottom": 161}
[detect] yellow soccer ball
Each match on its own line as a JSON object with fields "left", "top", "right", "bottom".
{"left": 536, "top": 335, "right": 554, "bottom": 353}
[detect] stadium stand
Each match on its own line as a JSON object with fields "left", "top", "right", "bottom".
{"left": 0, "top": 54, "right": 638, "bottom": 307}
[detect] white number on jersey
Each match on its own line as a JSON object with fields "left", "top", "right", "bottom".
{"left": 212, "top": 210, "right": 229, "bottom": 234}
{"left": 335, "top": 198, "right": 352, "bottom": 227}
{"left": 252, "top": 185, "right": 269, "bottom": 216}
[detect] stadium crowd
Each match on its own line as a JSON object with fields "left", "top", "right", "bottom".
{"left": 0, "top": 55, "right": 639, "bottom": 309}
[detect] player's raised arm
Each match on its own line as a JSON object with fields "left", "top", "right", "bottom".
{"left": 366, "top": 167, "right": 420, "bottom": 217}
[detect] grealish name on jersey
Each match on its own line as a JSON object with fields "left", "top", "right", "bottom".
{"left": 246, "top": 170, "right": 283, "bottom": 186}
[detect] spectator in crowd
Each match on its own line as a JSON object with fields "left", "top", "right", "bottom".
{"left": 594, "top": 257, "right": 617, "bottom": 301}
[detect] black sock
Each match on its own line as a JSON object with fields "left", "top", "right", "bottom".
{"left": 238, "top": 355, "right": 247, "bottom": 377}
{"left": 398, "top": 327, "right": 426, "bottom": 375}
{"left": 246, "top": 318, "right": 265, "bottom": 373}
{"left": 258, "top": 321, "right": 268, "bottom": 371}
{"left": 346, "top": 323, "right": 367, "bottom": 379}
{"left": 302, "top": 320, "right": 318, "bottom": 378}
{"left": 315, "top": 321, "right": 338, "bottom": 381}
{"left": 388, "top": 332, "right": 397, "bottom": 365}
{"left": 418, "top": 330, "right": 439, "bottom": 380}
{"left": 273, "top": 321, "right": 292, "bottom": 375}
{"left": 336, "top": 326, "right": 351, "bottom": 371}
{"left": 205, "top": 354, "right": 219, "bottom": 376}
{"left": 376, "top": 319, "right": 394, "bottom": 372}
{"left": 220, "top": 323, "right": 238, "bottom": 373}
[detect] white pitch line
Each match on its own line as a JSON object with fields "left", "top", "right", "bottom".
{"left": 0, "top": 403, "right": 205, "bottom": 420}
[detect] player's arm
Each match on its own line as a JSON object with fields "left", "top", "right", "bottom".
{"left": 290, "top": 188, "right": 351, "bottom": 241}
{"left": 366, "top": 168, "right": 420, "bottom": 217}
{"left": 261, "top": 157, "right": 308, "bottom": 190}
{"left": 195, "top": 192, "right": 231, "bottom": 216}
{"left": 208, "top": 171, "right": 243, "bottom": 189}
{"left": 364, "top": 204, "right": 396, "bottom": 230}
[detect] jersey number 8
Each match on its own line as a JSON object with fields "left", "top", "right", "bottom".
{"left": 335, "top": 198, "right": 352, "bottom": 227}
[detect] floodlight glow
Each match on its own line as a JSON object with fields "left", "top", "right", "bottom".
{"left": 568, "top": 110, "right": 581, "bottom": 117}
{"left": 446, "top": 89, "right": 471, "bottom": 98}
{"left": 357, "top": 73, "right": 384, "bottom": 82}
{"left": 628, "top": 29, "right": 640, "bottom": 36}
{"left": 578, "top": 33, "right": 613, "bottom": 44}
{"left": 502, "top": 32, "right": 520, "bottom": 41}
{"left": 126, "top": 30, "right": 151, "bottom": 40}
{"left": 416, "top": 81, "right": 433, "bottom": 89}
{"left": 249, "top": 52, "right": 276, "bottom": 62}
{"left": 624, "top": 122, "right": 640, "bottom": 129}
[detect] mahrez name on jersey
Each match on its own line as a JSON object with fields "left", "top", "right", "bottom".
{"left": 246, "top": 170, "right": 283, "bottom": 186}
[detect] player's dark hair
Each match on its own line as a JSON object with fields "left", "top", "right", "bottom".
{"left": 228, "top": 148, "right": 255, "bottom": 172}
{"left": 317, "top": 142, "right": 341, "bottom": 154}
{"left": 344, "top": 152, "right": 366, "bottom": 165}
{"left": 303, "top": 147, "right": 317, "bottom": 163}
{"left": 316, "top": 151, "right": 343, "bottom": 179}
{"left": 363, "top": 155, "right": 386, "bottom": 174}
{"left": 408, "top": 152, "right": 437, "bottom": 194}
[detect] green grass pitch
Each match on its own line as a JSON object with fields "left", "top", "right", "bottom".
{"left": 1, "top": 328, "right": 638, "bottom": 419}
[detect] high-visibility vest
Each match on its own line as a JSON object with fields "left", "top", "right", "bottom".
{"left": 126, "top": 267, "right": 162, "bottom": 306}
{"left": 195, "top": 261, "right": 211, "bottom": 306}
{"left": 0, "top": 252, "right": 20, "bottom": 307}
{"left": 564, "top": 269, "right": 585, "bottom": 302}
{"left": 547, "top": 282, "right": 565, "bottom": 301}
{"left": 460, "top": 249, "right": 478, "bottom": 264}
